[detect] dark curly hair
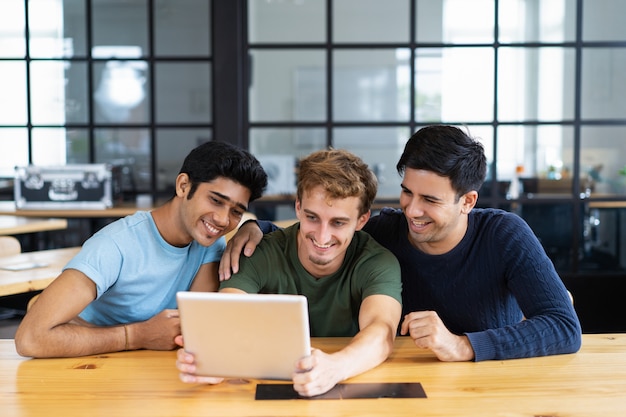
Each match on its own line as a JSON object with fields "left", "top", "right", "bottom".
{"left": 178, "top": 141, "right": 267, "bottom": 202}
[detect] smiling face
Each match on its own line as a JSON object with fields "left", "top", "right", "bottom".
{"left": 295, "top": 185, "right": 370, "bottom": 278}
{"left": 399, "top": 168, "right": 477, "bottom": 255}
{"left": 176, "top": 174, "right": 251, "bottom": 247}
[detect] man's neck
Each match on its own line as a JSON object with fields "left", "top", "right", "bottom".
{"left": 151, "top": 198, "right": 192, "bottom": 248}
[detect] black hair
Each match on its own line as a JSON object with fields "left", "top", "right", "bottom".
{"left": 396, "top": 125, "right": 487, "bottom": 198}
{"left": 178, "top": 141, "right": 267, "bottom": 202}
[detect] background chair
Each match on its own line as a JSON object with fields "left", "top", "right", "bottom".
{"left": 0, "top": 236, "right": 21, "bottom": 257}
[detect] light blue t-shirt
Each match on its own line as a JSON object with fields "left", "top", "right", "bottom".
{"left": 65, "top": 211, "right": 225, "bottom": 326}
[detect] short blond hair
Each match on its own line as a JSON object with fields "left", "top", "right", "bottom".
{"left": 297, "top": 149, "right": 377, "bottom": 217}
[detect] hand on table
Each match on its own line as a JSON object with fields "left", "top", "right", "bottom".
{"left": 400, "top": 310, "right": 475, "bottom": 362}
{"left": 131, "top": 309, "right": 181, "bottom": 351}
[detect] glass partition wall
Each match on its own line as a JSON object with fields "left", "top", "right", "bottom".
{"left": 1, "top": 0, "right": 626, "bottom": 278}
{"left": 0, "top": 0, "right": 213, "bottom": 194}
{"left": 244, "top": 0, "right": 626, "bottom": 277}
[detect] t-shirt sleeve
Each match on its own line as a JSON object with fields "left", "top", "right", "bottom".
{"left": 64, "top": 233, "right": 123, "bottom": 299}
{"left": 218, "top": 244, "right": 267, "bottom": 293}
{"left": 358, "top": 248, "right": 403, "bottom": 305}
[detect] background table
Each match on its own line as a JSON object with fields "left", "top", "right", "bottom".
{"left": 0, "top": 334, "right": 624, "bottom": 416}
{"left": 0, "top": 247, "right": 80, "bottom": 297}
{"left": 0, "top": 201, "right": 149, "bottom": 218}
{"left": 0, "top": 215, "right": 67, "bottom": 236}
{"left": 0, "top": 200, "right": 153, "bottom": 250}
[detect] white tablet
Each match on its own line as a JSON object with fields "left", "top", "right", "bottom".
{"left": 177, "top": 291, "right": 311, "bottom": 380}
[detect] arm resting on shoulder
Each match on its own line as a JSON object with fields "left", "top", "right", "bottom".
{"left": 218, "top": 219, "right": 278, "bottom": 280}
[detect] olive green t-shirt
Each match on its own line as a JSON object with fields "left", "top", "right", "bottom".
{"left": 220, "top": 223, "right": 402, "bottom": 337}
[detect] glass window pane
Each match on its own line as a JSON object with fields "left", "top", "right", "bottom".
{"left": 65, "top": 61, "right": 89, "bottom": 123}
{"left": 249, "top": 50, "right": 326, "bottom": 122}
{"left": 249, "top": 127, "right": 326, "bottom": 156}
{"left": 0, "top": 129, "right": 28, "bottom": 177}
{"left": 95, "top": 128, "right": 151, "bottom": 193}
{"left": 93, "top": 60, "right": 150, "bottom": 124}
{"left": 415, "top": 47, "right": 494, "bottom": 123}
{"left": 496, "top": 125, "right": 575, "bottom": 197}
{"left": 416, "top": 0, "right": 494, "bottom": 44}
{"left": 31, "top": 61, "right": 89, "bottom": 125}
{"left": 249, "top": 127, "right": 315, "bottom": 221}
{"left": 580, "top": 206, "right": 626, "bottom": 272}
{"left": 0, "top": 1, "right": 25, "bottom": 58}
{"left": 0, "top": 62, "right": 27, "bottom": 125}
{"left": 498, "top": 47, "right": 575, "bottom": 122}
{"left": 62, "top": 0, "right": 88, "bottom": 57}
{"left": 31, "top": 128, "right": 69, "bottom": 165}
{"left": 249, "top": 128, "right": 325, "bottom": 204}
{"left": 499, "top": 0, "right": 576, "bottom": 43}
{"left": 581, "top": 48, "right": 626, "bottom": 120}
{"left": 65, "top": 128, "right": 91, "bottom": 164}
{"left": 521, "top": 202, "right": 574, "bottom": 272}
{"left": 248, "top": 0, "right": 325, "bottom": 43}
{"left": 154, "top": 0, "right": 211, "bottom": 56}
{"left": 333, "top": 49, "right": 410, "bottom": 122}
{"left": 29, "top": 0, "right": 87, "bottom": 58}
{"left": 31, "top": 128, "right": 90, "bottom": 165}
{"left": 333, "top": 0, "right": 409, "bottom": 43}
{"left": 155, "top": 63, "right": 211, "bottom": 123}
{"left": 155, "top": 128, "right": 212, "bottom": 192}
{"left": 582, "top": 0, "right": 626, "bottom": 41}
{"left": 581, "top": 126, "right": 626, "bottom": 196}
{"left": 334, "top": 127, "right": 410, "bottom": 199}
{"left": 92, "top": 0, "right": 149, "bottom": 56}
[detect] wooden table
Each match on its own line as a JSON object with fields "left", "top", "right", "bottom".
{"left": 0, "top": 247, "right": 80, "bottom": 297}
{"left": 0, "top": 201, "right": 149, "bottom": 218}
{"left": 0, "top": 334, "right": 624, "bottom": 416}
{"left": 0, "top": 215, "right": 67, "bottom": 236}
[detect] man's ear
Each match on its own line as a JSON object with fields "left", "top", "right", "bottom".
{"left": 460, "top": 190, "right": 478, "bottom": 214}
{"left": 175, "top": 173, "right": 190, "bottom": 197}
{"left": 355, "top": 210, "right": 371, "bottom": 231}
{"left": 294, "top": 198, "right": 301, "bottom": 220}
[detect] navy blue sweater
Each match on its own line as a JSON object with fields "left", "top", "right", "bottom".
{"left": 363, "top": 208, "right": 581, "bottom": 361}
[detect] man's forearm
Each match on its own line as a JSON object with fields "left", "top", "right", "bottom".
{"left": 332, "top": 323, "right": 395, "bottom": 381}
{"left": 16, "top": 322, "right": 126, "bottom": 358}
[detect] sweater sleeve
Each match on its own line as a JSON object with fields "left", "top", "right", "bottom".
{"left": 465, "top": 213, "right": 582, "bottom": 361}
{"left": 253, "top": 219, "right": 280, "bottom": 234}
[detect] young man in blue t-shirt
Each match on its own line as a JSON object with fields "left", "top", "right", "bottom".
{"left": 16, "top": 141, "right": 267, "bottom": 358}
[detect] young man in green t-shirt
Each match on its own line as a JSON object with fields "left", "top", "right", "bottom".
{"left": 175, "top": 149, "right": 402, "bottom": 397}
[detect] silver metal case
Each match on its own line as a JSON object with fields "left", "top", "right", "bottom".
{"left": 14, "top": 164, "right": 120, "bottom": 210}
